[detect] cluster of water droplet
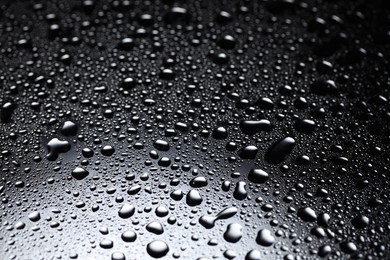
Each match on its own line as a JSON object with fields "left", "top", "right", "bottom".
{"left": 0, "top": 0, "right": 389, "bottom": 259}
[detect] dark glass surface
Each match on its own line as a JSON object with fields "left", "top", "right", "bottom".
{"left": 0, "top": 0, "right": 389, "bottom": 259}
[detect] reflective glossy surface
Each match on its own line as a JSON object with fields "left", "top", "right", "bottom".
{"left": 0, "top": 0, "right": 389, "bottom": 259}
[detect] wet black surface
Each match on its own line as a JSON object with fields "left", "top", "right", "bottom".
{"left": 0, "top": 0, "right": 390, "bottom": 259}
